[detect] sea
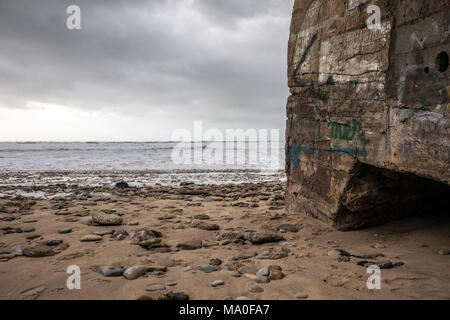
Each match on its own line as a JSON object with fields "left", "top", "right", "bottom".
{"left": 0, "top": 141, "right": 286, "bottom": 187}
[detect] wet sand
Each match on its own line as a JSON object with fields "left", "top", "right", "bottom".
{"left": 0, "top": 182, "right": 449, "bottom": 300}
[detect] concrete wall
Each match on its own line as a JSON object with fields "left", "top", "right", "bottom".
{"left": 286, "top": 0, "right": 449, "bottom": 230}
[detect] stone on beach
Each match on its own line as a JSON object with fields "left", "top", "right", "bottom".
{"left": 146, "top": 284, "right": 166, "bottom": 292}
{"left": 211, "top": 280, "right": 224, "bottom": 287}
{"left": 91, "top": 212, "right": 123, "bottom": 226}
{"left": 249, "top": 285, "right": 264, "bottom": 293}
{"left": 276, "top": 224, "right": 298, "bottom": 233}
{"left": 243, "top": 274, "right": 269, "bottom": 283}
{"left": 23, "top": 244, "right": 55, "bottom": 258}
{"left": 244, "top": 232, "right": 284, "bottom": 244}
{"left": 123, "top": 266, "right": 148, "bottom": 280}
{"left": 195, "top": 222, "right": 220, "bottom": 231}
{"left": 58, "top": 228, "right": 72, "bottom": 234}
{"left": 80, "top": 234, "right": 103, "bottom": 242}
{"left": 99, "top": 266, "right": 123, "bottom": 277}
{"left": 177, "top": 240, "right": 202, "bottom": 250}
{"left": 256, "top": 267, "right": 269, "bottom": 276}
{"left": 269, "top": 269, "right": 285, "bottom": 280}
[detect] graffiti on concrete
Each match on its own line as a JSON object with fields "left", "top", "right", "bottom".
{"left": 292, "top": 118, "right": 370, "bottom": 146}
{"left": 286, "top": 139, "right": 368, "bottom": 168}
{"left": 328, "top": 120, "right": 370, "bottom": 146}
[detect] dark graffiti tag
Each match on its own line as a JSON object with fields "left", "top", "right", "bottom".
{"left": 328, "top": 119, "right": 370, "bottom": 146}
{"left": 293, "top": 33, "right": 317, "bottom": 79}
{"left": 292, "top": 119, "right": 370, "bottom": 146}
{"left": 286, "top": 139, "right": 368, "bottom": 168}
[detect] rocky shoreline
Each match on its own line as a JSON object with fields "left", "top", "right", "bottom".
{"left": 0, "top": 181, "right": 449, "bottom": 300}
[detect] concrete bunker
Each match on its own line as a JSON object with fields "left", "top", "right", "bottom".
{"left": 285, "top": 0, "right": 450, "bottom": 230}
{"left": 333, "top": 163, "right": 450, "bottom": 230}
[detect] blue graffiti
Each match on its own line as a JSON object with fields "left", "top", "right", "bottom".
{"left": 286, "top": 139, "right": 367, "bottom": 168}
{"left": 425, "top": 74, "right": 439, "bottom": 87}
{"left": 286, "top": 139, "right": 303, "bottom": 168}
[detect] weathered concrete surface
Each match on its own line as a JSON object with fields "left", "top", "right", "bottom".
{"left": 286, "top": 0, "right": 450, "bottom": 230}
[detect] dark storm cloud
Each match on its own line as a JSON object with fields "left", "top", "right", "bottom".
{"left": 0, "top": 0, "right": 293, "bottom": 140}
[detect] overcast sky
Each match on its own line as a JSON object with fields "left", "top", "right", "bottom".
{"left": 0, "top": 0, "right": 293, "bottom": 141}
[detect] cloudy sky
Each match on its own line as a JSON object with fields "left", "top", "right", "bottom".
{"left": 0, "top": 0, "right": 293, "bottom": 141}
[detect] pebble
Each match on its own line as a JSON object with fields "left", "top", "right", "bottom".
{"left": 183, "top": 266, "right": 193, "bottom": 272}
{"left": 256, "top": 267, "right": 269, "bottom": 276}
{"left": 158, "top": 258, "right": 176, "bottom": 268}
{"left": 276, "top": 224, "right": 298, "bottom": 233}
{"left": 269, "top": 269, "right": 285, "bottom": 280}
{"left": 80, "top": 235, "right": 103, "bottom": 242}
{"left": 177, "top": 240, "right": 203, "bottom": 250}
{"left": 244, "top": 274, "right": 270, "bottom": 283}
{"left": 123, "top": 266, "right": 148, "bottom": 280}
{"left": 147, "top": 265, "right": 167, "bottom": 272}
{"left": 99, "top": 266, "right": 123, "bottom": 277}
{"left": 211, "top": 280, "right": 224, "bottom": 287}
{"left": 91, "top": 212, "right": 123, "bottom": 226}
{"left": 238, "top": 265, "right": 259, "bottom": 275}
{"left": 173, "top": 292, "right": 190, "bottom": 300}
{"left": 196, "top": 222, "right": 220, "bottom": 231}
{"left": 23, "top": 244, "right": 55, "bottom": 257}
{"left": 438, "top": 248, "right": 450, "bottom": 255}
{"left": 249, "top": 285, "right": 264, "bottom": 293}
{"left": 230, "top": 271, "right": 241, "bottom": 277}
{"left": 210, "top": 258, "right": 222, "bottom": 266}
{"left": 200, "top": 266, "right": 218, "bottom": 273}
{"left": 146, "top": 284, "right": 166, "bottom": 291}
{"left": 224, "top": 296, "right": 233, "bottom": 300}
{"left": 236, "top": 296, "right": 250, "bottom": 300}
{"left": 295, "top": 293, "right": 309, "bottom": 299}
{"left": 244, "top": 232, "right": 284, "bottom": 244}
{"left": 58, "top": 228, "right": 73, "bottom": 234}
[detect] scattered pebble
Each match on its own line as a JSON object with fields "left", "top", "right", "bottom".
{"left": 256, "top": 267, "right": 269, "bottom": 276}
{"left": 58, "top": 228, "right": 73, "bottom": 234}
{"left": 80, "top": 235, "right": 103, "bottom": 242}
{"left": 123, "top": 266, "right": 147, "bottom": 280}
{"left": 211, "top": 280, "right": 224, "bottom": 287}
{"left": 99, "top": 266, "right": 123, "bottom": 277}
{"left": 146, "top": 284, "right": 166, "bottom": 292}
{"left": 200, "top": 266, "right": 218, "bottom": 273}
{"left": 249, "top": 285, "right": 264, "bottom": 293}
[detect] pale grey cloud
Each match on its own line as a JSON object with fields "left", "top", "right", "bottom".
{"left": 0, "top": 0, "right": 293, "bottom": 141}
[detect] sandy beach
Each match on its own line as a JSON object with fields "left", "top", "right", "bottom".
{"left": 0, "top": 180, "right": 449, "bottom": 300}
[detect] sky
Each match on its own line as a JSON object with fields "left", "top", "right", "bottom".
{"left": 0, "top": 0, "right": 294, "bottom": 141}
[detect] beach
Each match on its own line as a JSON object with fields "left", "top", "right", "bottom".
{"left": 0, "top": 177, "right": 449, "bottom": 300}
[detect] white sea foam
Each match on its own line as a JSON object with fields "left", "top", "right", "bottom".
{"left": 0, "top": 142, "right": 286, "bottom": 186}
